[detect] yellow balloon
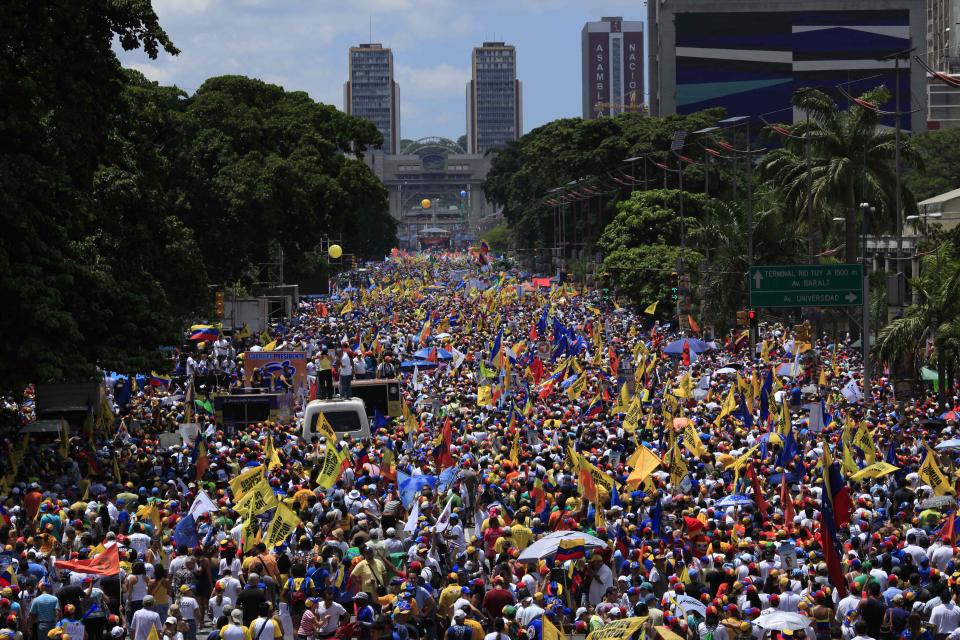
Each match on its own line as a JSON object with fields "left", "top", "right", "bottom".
{"left": 421, "top": 198, "right": 431, "bottom": 209}
{"left": 328, "top": 244, "right": 342, "bottom": 259}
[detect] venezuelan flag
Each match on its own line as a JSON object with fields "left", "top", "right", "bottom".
{"left": 417, "top": 317, "right": 432, "bottom": 346}
{"left": 189, "top": 324, "right": 219, "bottom": 341}
{"left": 583, "top": 394, "right": 603, "bottom": 419}
{"left": 555, "top": 538, "right": 585, "bottom": 563}
{"left": 149, "top": 372, "right": 171, "bottom": 388}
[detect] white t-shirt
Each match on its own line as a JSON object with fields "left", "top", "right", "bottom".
{"left": 931, "top": 602, "right": 960, "bottom": 634}
{"left": 178, "top": 596, "right": 199, "bottom": 621}
{"left": 588, "top": 564, "right": 614, "bottom": 606}
{"left": 340, "top": 354, "right": 353, "bottom": 376}
{"left": 316, "top": 601, "right": 347, "bottom": 635}
{"left": 250, "top": 617, "right": 280, "bottom": 640}
{"left": 209, "top": 595, "right": 232, "bottom": 623}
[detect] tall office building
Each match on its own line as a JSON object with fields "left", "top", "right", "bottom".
{"left": 344, "top": 43, "right": 400, "bottom": 154}
{"left": 466, "top": 42, "right": 522, "bottom": 154}
{"left": 928, "top": 0, "right": 960, "bottom": 72}
{"left": 647, "top": 0, "right": 926, "bottom": 131}
{"left": 581, "top": 16, "right": 645, "bottom": 119}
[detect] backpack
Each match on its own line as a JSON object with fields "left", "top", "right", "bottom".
{"left": 288, "top": 577, "right": 308, "bottom": 606}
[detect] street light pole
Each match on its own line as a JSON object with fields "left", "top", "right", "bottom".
{"left": 861, "top": 202, "right": 873, "bottom": 385}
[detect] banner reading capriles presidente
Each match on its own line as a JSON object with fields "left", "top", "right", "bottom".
{"left": 242, "top": 351, "right": 307, "bottom": 392}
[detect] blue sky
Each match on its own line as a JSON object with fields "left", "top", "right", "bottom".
{"left": 116, "top": 0, "right": 645, "bottom": 142}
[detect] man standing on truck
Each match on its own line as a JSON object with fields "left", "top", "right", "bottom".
{"left": 376, "top": 355, "right": 396, "bottom": 379}
{"left": 338, "top": 347, "right": 353, "bottom": 399}
{"left": 316, "top": 351, "right": 333, "bottom": 400}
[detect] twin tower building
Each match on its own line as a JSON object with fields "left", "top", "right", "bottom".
{"left": 342, "top": 17, "right": 644, "bottom": 156}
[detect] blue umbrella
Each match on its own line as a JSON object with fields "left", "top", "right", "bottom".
{"left": 766, "top": 472, "right": 801, "bottom": 485}
{"left": 412, "top": 347, "right": 453, "bottom": 360}
{"left": 400, "top": 360, "right": 438, "bottom": 370}
{"left": 715, "top": 494, "right": 754, "bottom": 508}
{"left": 936, "top": 439, "right": 960, "bottom": 451}
{"left": 663, "top": 338, "right": 713, "bottom": 356}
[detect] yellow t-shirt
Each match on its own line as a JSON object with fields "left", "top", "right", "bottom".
{"left": 438, "top": 584, "right": 462, "bottom": 619}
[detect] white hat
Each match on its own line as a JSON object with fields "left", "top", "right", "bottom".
{"left": 576, "top": 607, "right": 588, "bottom": 618}
{"left": 454, "top": 609, "right": 467, "bottom": 621}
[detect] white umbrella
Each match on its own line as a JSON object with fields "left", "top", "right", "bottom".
{"left": 516, "top": 530, "right": 608, "bottom": 563}
{"left": 715, "top": 367, "right": 738, "bottom": 375}
{"left": 753, "top": 611, "right": 812, "bottom": 631}
{"left": 676, "top": 594, "right": 706, "bottom": 617}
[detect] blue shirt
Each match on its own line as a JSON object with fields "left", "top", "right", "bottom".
{"left": 29, "top": 593, "right": 60, "bottom": 623}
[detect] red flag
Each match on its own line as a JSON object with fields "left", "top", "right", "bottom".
{"left": 309, "top": 380, "right": 318, "bottom": 401}
{"left": 316, "top": 303, "right": 329, "bottom": 318}
{"left": 688, "top": 315, "right": 700, "bottom": 334}
{"left": 608, "top": 346, "right": 620, "bottom": 377}
{"left": 746, "top": 464, "right": 768, "bottom": 518}
{"left": 433, "top": 417, "right": 454, "bottom": 469}
{"left": 530, "top": 357, "right": 544, "bottom": 384}
{"left": 538, "top": 378, "right": 555, "bottom": 400}
{"left": 942, "top": 512, "right": 957, "bottom": 547}
{"left": 426, "top": 347, "right": 439, "bottom": 363}
{"left": 781, "top": 474, "right": 795, "bottom": 532}
{"left": 682, "top": 340, "right": 691, "bottom": 367}
{"left": 819, "top": 512, "right": 848, "bottom": 597}
{"left": 54, "top": 542, "right": 121, "bottom": 575}
{"left": 528, "top": 324, "right": 538, "bottom": 341}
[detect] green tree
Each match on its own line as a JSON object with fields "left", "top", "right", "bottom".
{"left": 598, "top": 189, "right": 707, "bottom": 317}
{"left": 903, "top": 128, "right": 960, "bottom": 202}
{"left": 760, "top": 87, "right": 921, "bottom": 264}
{"left": 482, "top": 224, "right": 512, "bottom": 253}
{"left": 173, "top": 75, "right": 394, "bottom": 284}
{"left": 0, "top": 0, "right": 178, "bottom": 390}
{"left": 483, "top": 110, "right": 727, "bottom": 252}
{"left": 874, "top": 242, "right": 960, "bottom": 392}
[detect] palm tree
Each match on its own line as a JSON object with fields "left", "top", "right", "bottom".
{"left": 874, "top": 242, "right": 960, "bottom": 393}
{"left": 690, "top": 186, "right": 805, "bottom": 331}
{"left": 760, "top": 86, "right": 921, "bottom": 264}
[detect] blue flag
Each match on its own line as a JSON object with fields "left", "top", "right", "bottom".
{"left": 173, "top": 513, "right": 199, "bottom": 549}
{"left": 373, "top": 409, "right": 387, "bottom": 429}
{"left": 759, "top": 371, "right": 772, "bottom": 424}
{"left": 778, "top": 428, "right": 799, "bottom": 467}
{"left": 396, "top": 471, "right": 438, "bottom": 508}
{"left": 115, "top": 376, "right": 133, "bottom": 408}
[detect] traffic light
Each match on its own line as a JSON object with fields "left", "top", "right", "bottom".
{"left": 671, "top": 286, "right": 679, "bottom": 301}
{"left": 748, "top": 309, "right": 757, "bottom": 325}
{"left": 215, "top": 291, "right": 225, "bottom": 318}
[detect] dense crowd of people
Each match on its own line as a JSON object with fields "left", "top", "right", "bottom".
{"left": 1, "top": 252, "right": 959, "bottom": 640}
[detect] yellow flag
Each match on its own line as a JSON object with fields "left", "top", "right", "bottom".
{"left": 850, "top": 461, "right": 900, "bottom": 481}
{"left": 715, "top": 386, "right": 737, "bottom": 425}
{"left": 852, "top": 423, "right": 878, "bottom": 464}
{"left": 241, "top": 502, "right": 261, "bottom": 553}
{"left": 316, "top": 444, "right": 347, "bottom": 489}
{"left": 264, "top": 435, "right": 282, "bottom": 470}
{"left": 315, "top": 412, "right": 338, "bottom": 443}
{"left": 842, "top": 440, "right": 860, "bottom": 477}
{"left": 623, "top": 397, "right": 642, "bottom": 432}
{"left": 644, "top": 301, "right": 658, "bottom": 315}
{"left": 920, "top": 446, "right": 953, "bottom": 496}
{"left": 229, "top": 465, "right": 265, "bottom": 500}
{"left": 667, "top": 442, "right": 688, "bottom": 486}
{"left": 477, "top": 385, "right": 493, "bottom": 407}
{"left": 509, "top": 431, "right": 520, "bottom": 465}
{"left": 626, "top": 445, "right": 662, "bottom": 487}
{"left": 264, "top": 502, "right": 300, "bottom": 548}
{"left": 566, "top": 375, "right": 587, "bottom": 401}
{"left": 147, "top": 625, "right": 161, "bottom": 640}
{"left": 262, "top": 340, "right": 277, "bottom": 352}
{"left": 234, "top": 478, "right": 279, "bottom": 515}
{"left": 543, "top": 609, "right": 568, "bottom": 640}
{"left": 340, "top": 300, "right": 354, "bottom": 316}
{"left": 683, "top": 423, "right": 705, "bottom": 457}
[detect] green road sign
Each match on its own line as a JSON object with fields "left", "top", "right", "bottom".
{"left": 748, "top": 264, "right": 864, "bottom": 308}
